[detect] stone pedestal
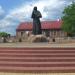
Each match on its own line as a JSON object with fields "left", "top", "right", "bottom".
{"left": 28, "top": 35, "right": 48, "bottom": 43}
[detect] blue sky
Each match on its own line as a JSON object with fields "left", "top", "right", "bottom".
{"left": 0, "top": 0, "right": 74, "bottom": 35}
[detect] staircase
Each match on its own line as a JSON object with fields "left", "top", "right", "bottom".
{"left": 0, "top": 47, "right": 75, "bottom": 73}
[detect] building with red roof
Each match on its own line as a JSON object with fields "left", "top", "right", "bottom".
{"left": 16, "top": 20, "right": 67, "bottom": 42}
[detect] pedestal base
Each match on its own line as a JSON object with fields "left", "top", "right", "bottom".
{"left": 28, "top": 35, "right": 48, "bottom": 43}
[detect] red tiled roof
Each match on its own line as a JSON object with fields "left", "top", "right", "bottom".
{"left": 16, "top": 20, "right": 62, "bottom": 31}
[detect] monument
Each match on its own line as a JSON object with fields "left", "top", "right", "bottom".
{"left": 31, "top": 6, "right": 42, "bottom": 35}
{"left": 28, "top": 6, "right": 48, "bottom": 42}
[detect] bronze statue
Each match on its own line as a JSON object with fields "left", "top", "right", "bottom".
{"left": 31, "top": 6, "right": 42, "bottom": 35}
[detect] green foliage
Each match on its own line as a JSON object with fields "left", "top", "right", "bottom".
{"left": 62, "top": 2, "right": 75, "bottom": 36}
{"left": 0, "top": 32, "right": 10, "bottom": 37}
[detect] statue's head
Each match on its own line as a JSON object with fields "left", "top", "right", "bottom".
{"left": 34, "top": 6, "right": 37, "bottom": 11}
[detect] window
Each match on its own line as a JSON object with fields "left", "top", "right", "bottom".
{"left": 45, "top": 30, "right": 50, "bottom": 37}
{"left": 21, "top": 32, "right": 23, "bottom": 36}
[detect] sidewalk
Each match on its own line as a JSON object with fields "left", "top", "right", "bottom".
{"left": 0, "top": 42, "right": 75, "bottom": 48}
{"left": 0, "top": 73, "right": 75, "bottom": 75}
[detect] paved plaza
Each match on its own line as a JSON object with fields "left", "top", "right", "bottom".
{"left": 0, "top": 42, "right": 75, "bottom": 48}
{"left": 0, "top": 73, "right": 75, "bottom": 75}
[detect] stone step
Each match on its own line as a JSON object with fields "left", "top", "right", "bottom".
{"left": 0, "top": 66, "right": 75, "bottom": 73}
{"left": 0, "top": 53, "right": 75, "bottom": 55}
{"left": 0, "top": 57, "right": 75, "bottom": 62}
{"left": 0, "top": 54, "right": 75, "bottom": 57}
{"left": 0, "top": 61, "right": 75, "bottom": 69}
{"left": 0, "top": 48, "right": 75, "bottom": 73}
{"left": 0, "top": 51, "right": 75, "bottom": 53}
{"left": 0, "top": 57, "right": 75, "bottom": 60}
{"left": 0, "top": 61, "right": 75, "bottom": 65}
{"left": 0, "top": 58, "right": 75, "bottom": 62}
{"left": 0, "top": 49, "right": 75, "bottom": 51}
{"left": 0, "top": 48, "right": 75, "bottom": 50}
{"left": 0, "top": 63, "right": 75, "bottom": 67}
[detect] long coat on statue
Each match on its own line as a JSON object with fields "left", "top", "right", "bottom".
{"left": 31, "top": 9, "right": 42, "bottom": 35}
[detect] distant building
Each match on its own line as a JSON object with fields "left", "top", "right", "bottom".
{"left": 16, "top": 20, "right": 67, "bottom": 42}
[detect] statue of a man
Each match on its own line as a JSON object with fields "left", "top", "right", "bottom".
{"left": 31, "top": 6, "right": 42, "bottom": 35}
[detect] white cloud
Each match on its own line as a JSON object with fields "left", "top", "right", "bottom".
{"left": 8, "top": 0, "right": 72, "bottom": 21}
{"left": 0, "top": 6, "right": 5, "bottom": 16}
{"left": 0, "top": 0, "right": 73, "bottom": 35}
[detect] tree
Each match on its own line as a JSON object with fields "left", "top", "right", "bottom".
{"left": 0, "top": 32, "right": 10, "bottom": 42}
{"left": 0, "top": 32, "right": 10, "bottom": 37}
{"left": 62, "top": 2, "right": 75, "bottom": 36}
